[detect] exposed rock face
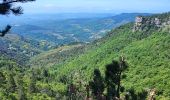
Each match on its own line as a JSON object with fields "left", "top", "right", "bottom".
{"left": 167, "top": 20, "right": 170, "bottom": 25}
{"left": 154, "top": 18, "right": 161, "bottom": 27}
{"left": 136, "top": 16, "right": 143, "bottom": 23}
{"left": 167, "top": 17, "right": 170, "bottom": 24}
{"left": 133, "top": 13, "right": 170, "bottom": 32}
{"left": 133, "top": 16, "right": 144, "bottom": 32}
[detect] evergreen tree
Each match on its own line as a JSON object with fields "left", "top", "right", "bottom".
{"left": 18, "top": 85, "right": 27, "bottom": 100}
{"left": 0, "top": 0, "right": 35, "bottom": 37}
{"left": 117, "top": 56, "right": 128, "bottom": 98}
{"left": 0, "top": 72, "right": 6, "bottom": 85}
{"left": 16, "top": 74, "right": 27, "bottom": 100}
{"left": 43, "top": 69, "right": 49, "bottom": 77}
{"left": 7, "top": 72, "right": 16, "bottom": 93}
{"left": 89, "top": 69, "right": 104, "bottom": 99}
{"left": 105, "top": 57, "right": 128, "bottom": 99}
{"left": 42, "top": 69, "right": 49, "bottom": 83}
{"left": 29, "top": 71, "right": 37, "bottom": 93}
{"left": 0, "top": 25, "right": 11, "bottom": 37}
{"left": 105, "top": 61, "right": 119, "bottom": 99}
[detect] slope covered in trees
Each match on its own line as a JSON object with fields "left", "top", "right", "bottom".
{"left": 0, "top": 33, "right": 54, "bottom": 65}
{"left": 47, "top": 12, "right": 170, "bottom": 99}
{"left": 29, "top": 43, "right": 87, "bottom": 67}
{"left": 0, "top": 12, "right": 170, "bottom": 99}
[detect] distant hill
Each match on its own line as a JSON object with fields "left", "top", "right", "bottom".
{"left": 0, "top": 33, "right": 55, "bottom": 65}
{"left": 29, "top": 43, "right": 87, "bottom": 67}
{"left": 2, "top": 13, "right": 151, "bottom": 45}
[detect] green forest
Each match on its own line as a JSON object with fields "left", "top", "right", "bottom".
{"left": 1, "top": 12, "right": 170, "bottom": 100}
{"left": 0, "top": 0, "right": 170, "bottom": 100}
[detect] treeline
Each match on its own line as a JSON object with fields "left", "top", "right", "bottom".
{"left": 0, "top": 59, "right": 54, "bottom": 99}
{"left": 0, "top": 56, "right": 156, "bottom": 100}
{"left": 65, "top": 57, "right": 155, "bottom": 100}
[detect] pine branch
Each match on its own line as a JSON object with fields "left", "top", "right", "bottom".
{"left": 0, "top": 0, "right": 35, "bottom": 15}
{"left": 0, "top": 0, "right": 35, "bottom": 37}
{"left": 0, "top": 25, "right": 11, "bottom": 37}
{"left": 1, "top": 0, "right": 35, "bottom": 4}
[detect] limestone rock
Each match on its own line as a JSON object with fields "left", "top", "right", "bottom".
{"left": 133, "top": 16, "right": 144, "bottom": 32}
{"left": 154, "top": 18, "right": 161, "bottom": 27}
{"left": 133, "top": 13, "right": 170, "bottom": 32}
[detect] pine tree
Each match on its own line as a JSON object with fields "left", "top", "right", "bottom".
{"left": 117, "top": 56, "right": 128, "bottom": 98}
{"left": 89, "top": 69, "right": 104, "bottom": 99}
{"left": 105, "top": 57, "right": 128, "bottom": 99}
{"left": 105, "top": 61, "right": 119, "bottom": 99}
{"left": 0, "top": 0, "right": 35, "bottom": 37}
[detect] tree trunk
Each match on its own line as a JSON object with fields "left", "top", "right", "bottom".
{"left": 116, "top": 72, "right": 121, "bottom": 98}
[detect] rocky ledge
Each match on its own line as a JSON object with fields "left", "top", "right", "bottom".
{"left": 133, "top": 12, "right": 170, "bottom": 32}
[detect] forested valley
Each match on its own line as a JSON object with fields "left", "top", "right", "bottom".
{"left": 0, "top": 0, "right": 170, "bottom": 100}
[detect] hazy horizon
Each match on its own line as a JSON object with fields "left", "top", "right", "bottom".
{"left": 20, "top": 0, "right": 170, "bottom": 14}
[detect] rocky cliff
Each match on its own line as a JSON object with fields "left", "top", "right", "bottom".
{"left": 133, "top": 12, "right": 170, "bottom": 32}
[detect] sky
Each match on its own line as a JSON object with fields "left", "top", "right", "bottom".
{"left": 20, "top": 0, "right": 170, "bottom": 14}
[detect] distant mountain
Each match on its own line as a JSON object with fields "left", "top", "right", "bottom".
{"left": 10, "top": 13, "right": 151, "bottom": 45}
{"left": 0, "top": 13, "right": 116, "bottom": 26}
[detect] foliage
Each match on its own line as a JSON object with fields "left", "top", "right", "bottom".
{"left": 48, "top": 13, "right": 170, "bottom": 99}
{"left": 89, "top": 69, "right": 104, "bottom": 99}
{"left": 0, "top": 12, "right": 170, "bottom": 99}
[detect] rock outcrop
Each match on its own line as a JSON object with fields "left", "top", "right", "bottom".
{"left": 133, "top": 12, "right": 170, "bottom": 32}
{"left": 133, "top": 16, "right": 144, "bottom": 32}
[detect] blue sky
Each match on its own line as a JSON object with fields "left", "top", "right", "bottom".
{"left": 22, "top": 0, "right": 170, "bottom": 14}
